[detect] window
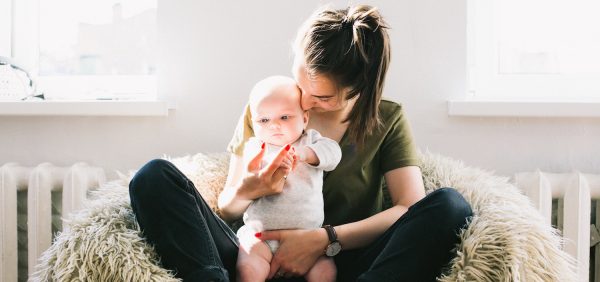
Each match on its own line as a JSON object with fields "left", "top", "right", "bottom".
{"left": 7, "top": 0, "right": 157, "bottom": 101}
{"left": 468, "top": 0, "right": 600, "bottom": 102}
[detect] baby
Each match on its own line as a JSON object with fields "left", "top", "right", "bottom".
{"left": 236, "top": 75, "right": 341, "bottom": 282}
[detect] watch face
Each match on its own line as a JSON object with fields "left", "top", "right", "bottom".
{"left": 325, "top": 241, "right": 342, "bottom": 256}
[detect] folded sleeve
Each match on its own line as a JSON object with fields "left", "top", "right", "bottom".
{"left": 227, "top": 104, "right": 255, "bottom": 156}
{"left": 379, "top": 105, "right": 421, "bottom": 173}
{"left": 304, "top": 129, "right": 342, "bottom": 172}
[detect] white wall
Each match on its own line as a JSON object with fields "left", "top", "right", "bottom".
{"left": 1, "top": 0, "right": 599, "bottom": 179}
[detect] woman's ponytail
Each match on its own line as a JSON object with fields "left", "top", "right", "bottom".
{"left": 295, "top": 5, "right": 391, "bottom": 147}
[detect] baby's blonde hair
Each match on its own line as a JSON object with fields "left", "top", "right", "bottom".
{"left": 249, "top": 75, "right": 300, "bottom": 113}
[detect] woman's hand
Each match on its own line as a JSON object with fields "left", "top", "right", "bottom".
{"left": 258, "top": 228, "right": 329, "bottom": 279}
{"left": 237, "top": 143, "right": 296, "bottom": 200}
{"left": 219, "top": 143, "right": 296, "bottom": 220}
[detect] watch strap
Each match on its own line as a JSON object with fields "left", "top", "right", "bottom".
{"left": 322, "top": 225, "right": 337, "bottom": 242}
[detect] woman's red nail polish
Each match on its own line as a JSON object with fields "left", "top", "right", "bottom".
{"left": 261, "top": 143, "right": 265, "bottom": 149}
{"left": 285, "top": 144, "right": 291, "bottom": 151}
{"left": 255, "top": 232, "right": 262, "bottom": 238}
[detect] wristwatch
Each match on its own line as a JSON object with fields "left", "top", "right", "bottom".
{"left": 322, "top": 225, "right": 342, "bottom": 257}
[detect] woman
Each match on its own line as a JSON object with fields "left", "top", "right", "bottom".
{"left": 129, "top": 4, "right": 472, "bottom": 282}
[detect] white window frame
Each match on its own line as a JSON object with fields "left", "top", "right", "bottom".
{"left": 1, "top": 0, "right": 170, "bottom": 116}
{"left": 449, "top": 0, "right": 600, "bottom": 117}
{"left": 0, "top": 0, "right": 11, "bottom": 56}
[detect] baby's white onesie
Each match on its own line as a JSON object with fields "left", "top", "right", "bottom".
{"left": 237, "top": 129, "right": 342, "bottom": 252}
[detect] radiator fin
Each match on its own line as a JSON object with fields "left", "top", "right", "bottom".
{"left": 1, "top": 163, "right": 105, "bottom": 282}
{"left": 516, "top": 171, "right": 600, "bottom": 282}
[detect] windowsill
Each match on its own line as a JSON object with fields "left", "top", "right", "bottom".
{"left": 448, "top": 100, "right": 600, "bottom": 118}
{"left": 0, "top": 100, "right": 170, "bottom": 116}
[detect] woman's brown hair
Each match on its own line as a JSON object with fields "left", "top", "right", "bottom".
{"left": 294, "top": 4, "right": 391, "bottom": 147}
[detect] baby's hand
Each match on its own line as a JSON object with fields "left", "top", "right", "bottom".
{"left": 294, "top": 146, "right": 307, "bottom": 163}
{"left": 279, "top": 145, "right": 296, "bottom": 171}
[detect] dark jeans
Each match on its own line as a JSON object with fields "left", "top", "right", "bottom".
{"left": 129, "top": 159, "right": 473, "bottom": 282}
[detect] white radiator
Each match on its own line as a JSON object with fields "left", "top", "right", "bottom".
{"left": 0, "top": 162, "right": 105, "bottom": 282}
{"left": 516, "top": 171, "right": 600, "bottom": 282}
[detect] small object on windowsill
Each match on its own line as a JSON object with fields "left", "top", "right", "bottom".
{"left": 92, "top": 90, "right": 149, "bottom": 101}
{"left": 21, "top": 93, "right": 45, "bottom": 101}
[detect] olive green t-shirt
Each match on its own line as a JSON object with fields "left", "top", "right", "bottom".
{"left": 227, "top": 99, "right": 421, "bottom": 226}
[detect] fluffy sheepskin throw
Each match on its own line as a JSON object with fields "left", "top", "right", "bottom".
{"left": 30, "top": 152, "right": 577, "bottom": 281}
